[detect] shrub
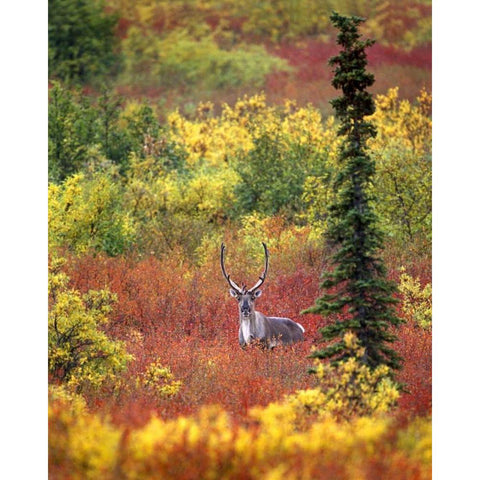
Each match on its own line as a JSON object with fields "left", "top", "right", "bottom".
{"left": 48, "top": 84, "right": 163, "bottom": 181}
{"left": 369, "top": 88, "right": 432, "bottom": 248}
{"left": 233, "top": 131, "right": 322, "bottom": 220}
{"left": 48, "top": 170, "right": 135, "bottom": 256}
{"left": 398, "top": 268, "right": 432, "bottom": 328}
{"left": 48, "top": 0, "right": 120, "bottom": 85}
{"left": 49, "top": 389, "right": 121, "bottom": 480}
{"left": 48, "top": 83, "right": 98, "bottom": 182}
{"left": 48, "top": 257, "right": 133, "bottom": 392}
{"left": 288, "top": 332, "right": 400, "bottom": 423}
{"left": 136, "top": 361, "right": 182, "bottom": 398}
{"left": 49, "top": 397, "right": 432, "bottom": 480}
{"left": 121, "top": 25, "right": 291, "bottom": 90}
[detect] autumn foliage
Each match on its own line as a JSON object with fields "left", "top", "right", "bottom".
{"left": 48, "top": 2, "right": 431, "bottom": 478}
{"left": 48, "top": 96, "right": 431, "bottom": 475}
{"left": 49, "top": 397, "right": 431, "bottom": 480}
{"left": 56, "top": 226, "right": 431, "bottom": 418}
{"left": 48, "top": 96, "right": 431, "bottom": 474}
{"left": 49, "top": 223, "right": 431, "bottom": 477}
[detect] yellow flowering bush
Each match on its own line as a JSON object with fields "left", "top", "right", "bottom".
{"left": 369, "top": 88, "right": 432, "bottom": 246}
{"left": 397, "top": 416, "right": 432, "bottom": 467}
{"left": 168, "top": 166, "right": 241, "bottom": 219}
{"left": 122, "top": 405, "right": 236, "bottom": 479}
{"left": 48, "top": 257, "right": 133, "bottom": 392}
{"left": 167, "top": 94, "right": 268, "bottom": 167}
{"left": 287, "top": 332, "right": 400, "bottom": 422}
{"left": 48, "top": 170, "right": 135, "bottom": 256}
{"left": 168, "top": 94, "right": 339, "bottom": 169}
{"left": 49, "top": 398, "right": 431, "bottom": 479}
{"left": 399, "top": 268, "right": 432, "bottom": 328}
{"left": 49, "top": 389, "right": 121, "bottom": 480}
{"left": 136, "top": 361, "right": 182, "bottom": 398}
{"left": 49, "top": 384, "right": 87, "bottom": 412}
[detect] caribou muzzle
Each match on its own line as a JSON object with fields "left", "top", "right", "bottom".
{"left": 240, "top": 298, "right": 252, "bottom": 316}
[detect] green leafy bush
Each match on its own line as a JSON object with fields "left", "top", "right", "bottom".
{"left": 233, "top": 131, "right": 324, "bottom": 221}
{"left": 121, "top": 25, "right": 291, "bottom": 90}
{"left": 48, "top": 83, "right": 162, "bottom": 181}
{"left": 48, "top": 0, "right": 120, "bottom": 85}
{"left": 48, "top": 83, "right": 98, "bottom": 182}
{"left": 48, "top": 170, "right": 135, "bottom": 256}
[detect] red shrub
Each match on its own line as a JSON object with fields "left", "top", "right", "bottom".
{"left": 264, "top": 38, "right": 431, "bottom": 109}
{"left": 396, "top": 323, "right": 432, "bottom": 416}
{"left": 61, "top": 243, "right": 431, "bottom": 425}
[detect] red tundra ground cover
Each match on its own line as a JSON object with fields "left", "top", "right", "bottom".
{"left": 62, "top": 242, "right": 431, "bottom": 428}
{"left": 265, "top": 40, "right": 431, "bottom": 111}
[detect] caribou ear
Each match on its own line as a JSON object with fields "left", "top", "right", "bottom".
{"left": 230, "top": 289, "right": 239, "bottom": 298}
{"left": 253, "top": 290, "right": 262, "bottom": 298}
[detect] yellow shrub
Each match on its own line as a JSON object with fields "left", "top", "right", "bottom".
{"left": 48, "top": 258, "right": 133, "bottom": 392}
{"left": 49, "top": 391, "right": 121, "bottom": 480}
{"left": 49, "top": 384, "right": 87, "bottom": 412}
{"left": 369, "top": 88, "right": 432, "bottom": 245}
{"left": 49, "top": 397, "right": 431, "bottom": 479}
{"left": 172, "top": 166, "right": 241, "bottom": 219}
{"left": 399, "top": 268, "right": 432, "bottom": 328}
{"left": 168, "top": 94, "right": 339, "bottom": 171}
{"left": 136, "top": 361, "right": 182, "bottom": 398}
{"left": 397, "top": 416, "right": 432, "bottom": 467}
{"left": 48, "top": 170, "right": 135, "bottom": 255}
{"left": 288, "top": 332, "right": 400, "bottom": 421}
{"left": 122, "top": 405, "right": 236, "bottom": 480}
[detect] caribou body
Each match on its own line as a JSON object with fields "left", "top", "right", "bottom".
{"left": 221, "top": 242, "right": 305, "bottom": 349}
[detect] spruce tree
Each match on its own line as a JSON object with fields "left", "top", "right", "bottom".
{"left": 304, "top": 12, "right": 404, "bottom": 371}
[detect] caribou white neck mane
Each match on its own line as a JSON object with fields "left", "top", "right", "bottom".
{"left": 240, "top": 311, "right": 265, "bottom": 342}
{"left": 221, "top": 242, "right": 305, "bottom": 349}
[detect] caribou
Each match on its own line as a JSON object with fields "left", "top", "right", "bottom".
{"left": 220, "top": 242, "right": 305, "bottom": 349}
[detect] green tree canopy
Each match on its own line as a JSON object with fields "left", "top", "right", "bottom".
{"left": 48, "top": 0, "right": 120, "bottom": 85}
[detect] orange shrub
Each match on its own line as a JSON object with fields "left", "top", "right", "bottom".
{"left": 49, "top": 394, "right": 431, "bottom": 480}
{"left": 60, "top": 234, "right": 430, "bottom": 424}
{"left": 395, "top": 322, "right": 432, "bottom": 416}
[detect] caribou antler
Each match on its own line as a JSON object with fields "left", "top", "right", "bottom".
{"left": 220, "top": 243, "right": 242, "bottom": 294}
{"left": 247, "top": 242, "right": 269, "bottom": 293}
{"left": 221, "top": 242, "right": 269, "bottom": 295}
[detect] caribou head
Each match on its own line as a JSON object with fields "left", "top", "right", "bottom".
{"left": 221, "top": 242, "right": 305, "bottom": 349}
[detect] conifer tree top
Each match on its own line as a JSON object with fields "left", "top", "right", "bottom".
{"left": 328, "top": 12, "right": 376, "bottom": 135}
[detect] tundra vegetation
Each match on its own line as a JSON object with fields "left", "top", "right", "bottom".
{"left": 49, "top": 2, "right": 431, "bottom": 479}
